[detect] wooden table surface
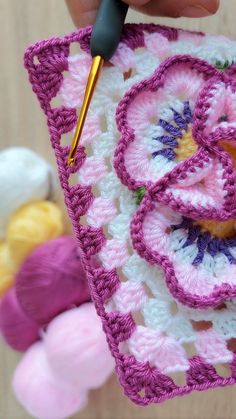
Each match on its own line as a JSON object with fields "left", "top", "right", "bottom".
{"left": 1, "top": 1, "right": 236, "bottom": 418}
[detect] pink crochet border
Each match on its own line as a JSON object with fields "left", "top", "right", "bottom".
{"left": 24, "top": 24, "right": 236, "bottom": 405}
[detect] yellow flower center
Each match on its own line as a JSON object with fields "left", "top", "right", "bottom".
{"left": 174, "top": 131, "right": 236, "bottom": 238}
{"left": 198, "top": 141, "right": 236, "bottom": 239}
{"left": 220, "top": 140, "right": 236, "bottom": 168}
{"left": 174, "top": 126, "right": 198, "bottom": 161}
{"left": 197, "top": 219, "right": 236, "bottom": 239}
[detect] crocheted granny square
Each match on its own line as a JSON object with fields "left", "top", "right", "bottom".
{"left": 25, "top": 24, "right": 236, "bottom": 405}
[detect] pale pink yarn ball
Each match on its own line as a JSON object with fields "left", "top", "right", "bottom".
{"left": 12, "top": 341, "right": 88, "bottom": 419}
{"left": 44, "top": 303, "right": 115, "bottom": 389}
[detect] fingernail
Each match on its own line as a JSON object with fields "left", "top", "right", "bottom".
{"left": 180, "top": 5, "right": 212, "bottom": 17}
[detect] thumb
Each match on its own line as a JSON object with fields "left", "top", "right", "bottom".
{"left": 124, "top": 0, "right": 220, "bottom": 18}
{"left": 65, "top": 0, "right": 99, "bottom": 28}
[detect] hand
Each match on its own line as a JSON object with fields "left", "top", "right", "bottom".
{"left": 65, "top": 0, "right": 220, "bottom": 28}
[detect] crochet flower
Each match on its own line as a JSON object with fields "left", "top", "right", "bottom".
{"left": 132, "top": 200, "right": 236, "bottom": 308}
{"left": 115, "top": 55, "right": 236, "bottom": 220}
{"left": 115, "top": 55, "right": 236, "bottom": 309}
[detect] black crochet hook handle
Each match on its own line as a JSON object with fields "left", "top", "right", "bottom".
{"left": 90, "top": 0, "right": 129, "bottom": 61}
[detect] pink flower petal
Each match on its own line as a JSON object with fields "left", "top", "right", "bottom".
{"left": 204, "top": 83, "right": 236, "bottom": 136}
{"left": 115, "top": 58, "right": 207, "bottom": 190}
{"left": 127, "top": 91, "right": 159, "bottom": 139}
{"left": 164, "top": 64, "right": 204, "bottom": 103}
{"left": 139, "top": 200, "right": 236, "bottom": 306}
{"left": 168, "top": 157, "right": 226, "bottom": 209}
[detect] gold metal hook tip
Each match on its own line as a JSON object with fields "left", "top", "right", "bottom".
{"left": 67, "top": 55, "right": 104, "bottom": 166}
{"left": 68, "top": 157, "right": 75, "bottom": 167}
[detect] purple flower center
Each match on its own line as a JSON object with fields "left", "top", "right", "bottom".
{"left": 171, "top": 217, "right": 236, "bottom": 266}
{"left": 152, "top": 101, "right": 193, "bottom": 161}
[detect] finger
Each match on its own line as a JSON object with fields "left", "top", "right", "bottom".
{"left": 65, "top": 0, "right": 99, "bottom": 27}
{"left": 66, "top": 0, "right": 220, "bottom": 28}
{"left": 125, "top": 0, "right": 220, "bottom": 18}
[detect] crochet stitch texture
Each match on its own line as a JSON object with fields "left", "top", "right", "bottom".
{"left": 25, "top": 24, "right": 236, "bottom": 405}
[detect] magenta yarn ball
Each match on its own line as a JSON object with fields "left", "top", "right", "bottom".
{"left": 0, "top": 288, "right": 39, "bottom": 352}
{"left": 44, "top": 303, "right": 115, "bottom": 390}
{"left": 16, "top": 236, "right": 90, "bottom": 325}
{"left": 13, "top": 341, "right": 88, "bottom": 419}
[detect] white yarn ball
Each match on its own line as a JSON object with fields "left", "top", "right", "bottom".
{"left": 0, "top": 147, "right": 57, "bottom": 239}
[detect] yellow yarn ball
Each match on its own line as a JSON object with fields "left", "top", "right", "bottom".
{"left": 0, "top": 242, "right": 15, "bottom": 297}
{"left": 7, "top": 201, "right": 64, "bottom": 267}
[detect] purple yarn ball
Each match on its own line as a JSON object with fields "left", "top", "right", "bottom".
{"left": 0, "top": 288, "right": 39, "bottom": 352}
{"left": 16, "top": 236, "right": 90, "bottom": 325}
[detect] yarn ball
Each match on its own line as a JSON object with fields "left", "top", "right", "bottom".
{"left": 45, "top": 303, "right": 115, "bottom": 389}
{"left": 16, "top": 236, "right": 90, "bottom": 324}
{"left": 0, "top": 288, "right": 39, "bottom": 352}
{"left": 6, "top": 201, "right": 64, "bottom": 267}
{"left": 0, "top": 147, "right": 57, "bottom": 239}
{"left": 12, "top": 341, "right": 88, "bottom": 419}
{"left": 0, "top": 242, "right": 15, "bottom": 297}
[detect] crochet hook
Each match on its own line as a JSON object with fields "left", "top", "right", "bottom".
{"left": 68, "top": 0, "right": 129, "bottom": 166}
